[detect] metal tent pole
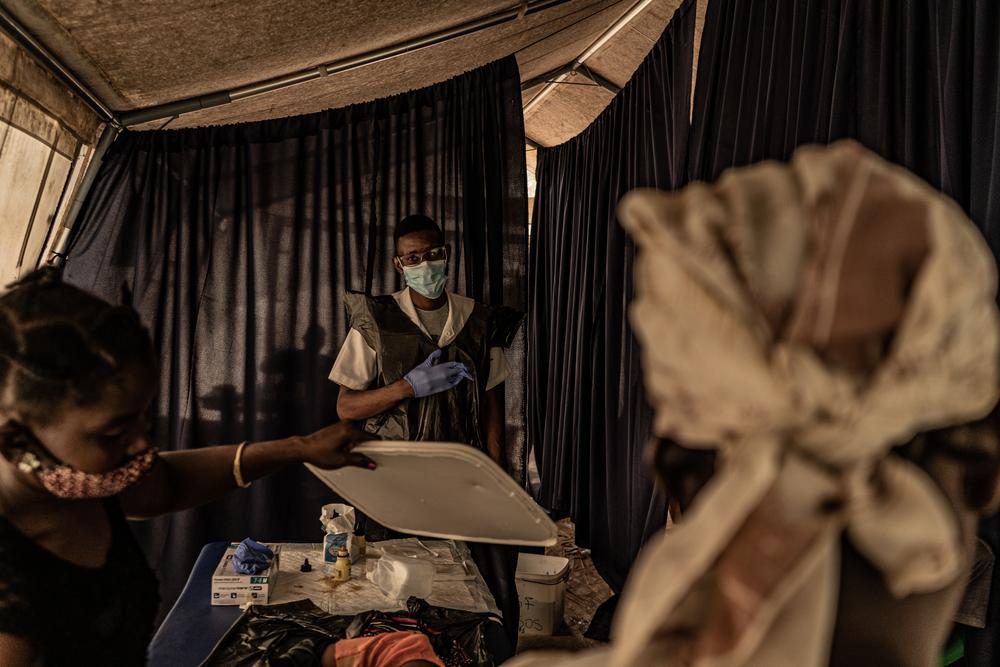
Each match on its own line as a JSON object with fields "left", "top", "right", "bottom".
{"left": 48, "top": 123, "right": 121, "bottom": 265}
{"left": 0, "top": 5, "right": 117, "bottom": 124}
{"left": 120, "top": 0, "right": 575, "bottom": 127}
{"left": 523, "top": 0, "right": 654, "bottom": 115}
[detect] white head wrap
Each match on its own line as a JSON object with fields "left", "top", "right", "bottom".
{"left": 510, "top": 141, "right": 999, "bottom": 667}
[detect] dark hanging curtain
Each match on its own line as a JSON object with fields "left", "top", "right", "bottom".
{"left": 528, "top": 0, "right": 695, "bottom": 593}
{"left": 690, "top": 1, "right": 1000, "bottom": 663}
{"left": 62, "top": 56, "right": 528, "bottom": 621}
{"left": 689, "top": 0, "right": 1000, "bottom": 257}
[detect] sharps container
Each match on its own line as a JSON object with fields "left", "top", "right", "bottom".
{"left": 515, "top": 553, "right": 570, "bottom": 635}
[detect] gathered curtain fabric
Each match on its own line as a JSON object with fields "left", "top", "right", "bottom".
{"left": 689, "top": 1, "right": 1000, "bottom": 663}
{"left": 62, "top": 56, "right": 528, "bottom": 615}
{"left": 527, "top": 0, "right": 695, "bottom": 592}
{"left": 689, "top": 0, "right": 1000, "bottom": 257}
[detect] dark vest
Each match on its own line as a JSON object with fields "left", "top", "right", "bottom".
{"left": 343, "top": 291, "right": 522, "bottom": 454}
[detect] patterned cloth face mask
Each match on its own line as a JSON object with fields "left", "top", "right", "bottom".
{"left": 1, "top": 421, "right": 157, "bottom": 499}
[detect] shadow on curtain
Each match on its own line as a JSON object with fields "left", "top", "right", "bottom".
{"left": 62, "top": 56, "right": 528, "bottom": 620}
{"left": 689, "top": 1, "right": 1000, "bottom": 663}
{"left": 528, "top": 0, "right": 694, "bottom": 594}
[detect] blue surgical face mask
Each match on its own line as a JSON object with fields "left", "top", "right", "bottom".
{"left": 402, "top": 259, "right": 448, "bottom": 299}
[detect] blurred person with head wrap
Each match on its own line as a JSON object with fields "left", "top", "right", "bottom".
{"left": 510, "top": 140, "right": 1000, "bottom": 667}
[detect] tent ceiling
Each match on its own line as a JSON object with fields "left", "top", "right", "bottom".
{"left": 1, "top": 0, "right": 700, "bottom": 144}
{"left": 0, "top": 29, "right": 100, "bottom": 144}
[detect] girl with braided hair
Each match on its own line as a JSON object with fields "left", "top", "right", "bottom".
{"left": 0, "top": 267, "right": 375, "bottom": 666}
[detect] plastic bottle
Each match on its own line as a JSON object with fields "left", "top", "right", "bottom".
{"left": 334, "top": 546, "right": 352, "bottom": 582}
{"left": 355, "top": 514, "right": 368, "bottom": 559}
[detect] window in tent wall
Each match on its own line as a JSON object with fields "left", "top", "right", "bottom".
{"left": 0, "top": 85, "right": 93, "bottom": 285}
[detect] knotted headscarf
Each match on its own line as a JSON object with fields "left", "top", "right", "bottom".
{"left": 510, "top": 141, "right": 1000, "bottom": 667}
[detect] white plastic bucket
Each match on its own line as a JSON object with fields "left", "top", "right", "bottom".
{"left": 516, "top": 553, "right": 570, "bottom": 635}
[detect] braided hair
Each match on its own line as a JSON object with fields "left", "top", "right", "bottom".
{"left": 0, "top": 268, "right": 155, "bottom": 424}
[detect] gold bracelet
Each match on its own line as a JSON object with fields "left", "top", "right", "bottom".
{"left": 233, "top": 441, "right": 252, "bottom": 488}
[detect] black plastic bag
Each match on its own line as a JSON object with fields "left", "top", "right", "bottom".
{"left": 203, "top": 597, "right": 501, "bottom": 667}
{"left": 202, "top": 600, "right": 353, "bottom": 666}
{"left": 346, "top": 598, "right": 498, "bottom": 667}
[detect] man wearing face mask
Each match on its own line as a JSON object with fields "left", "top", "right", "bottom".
{"left": 331, "top": 214, "right": 522, "bottom": 467}
{"left": 329, "top": 214, "right": 524, "bottom": 644}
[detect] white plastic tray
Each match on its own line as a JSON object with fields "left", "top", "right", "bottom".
{"left": 306, "top": 441, "right": 557, "bottom": 547}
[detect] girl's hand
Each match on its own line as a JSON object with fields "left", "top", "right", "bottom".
{"left": 297, "top": 422, "right": 376, "bottom": 470}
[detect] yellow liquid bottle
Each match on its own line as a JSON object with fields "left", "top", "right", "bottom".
{"left": 334, "top": 546, "right": 352, "bottom": 582}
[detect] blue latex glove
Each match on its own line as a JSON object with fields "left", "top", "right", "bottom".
{"left": 232, "top": 538, "right": 274, "bottom": 574}
{"left": 403, "top": 349, "right": 473, "bottom": 398}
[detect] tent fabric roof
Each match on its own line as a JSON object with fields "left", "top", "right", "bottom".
{"left": 0, "top": 30, "right": 100, "bottom": 145}
{"left": 0, "top": 0, "right": 701, "bottom": 145}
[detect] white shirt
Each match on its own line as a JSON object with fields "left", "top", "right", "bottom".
{"left": 329, "top": 289, "right": 510, "bottom": 391}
